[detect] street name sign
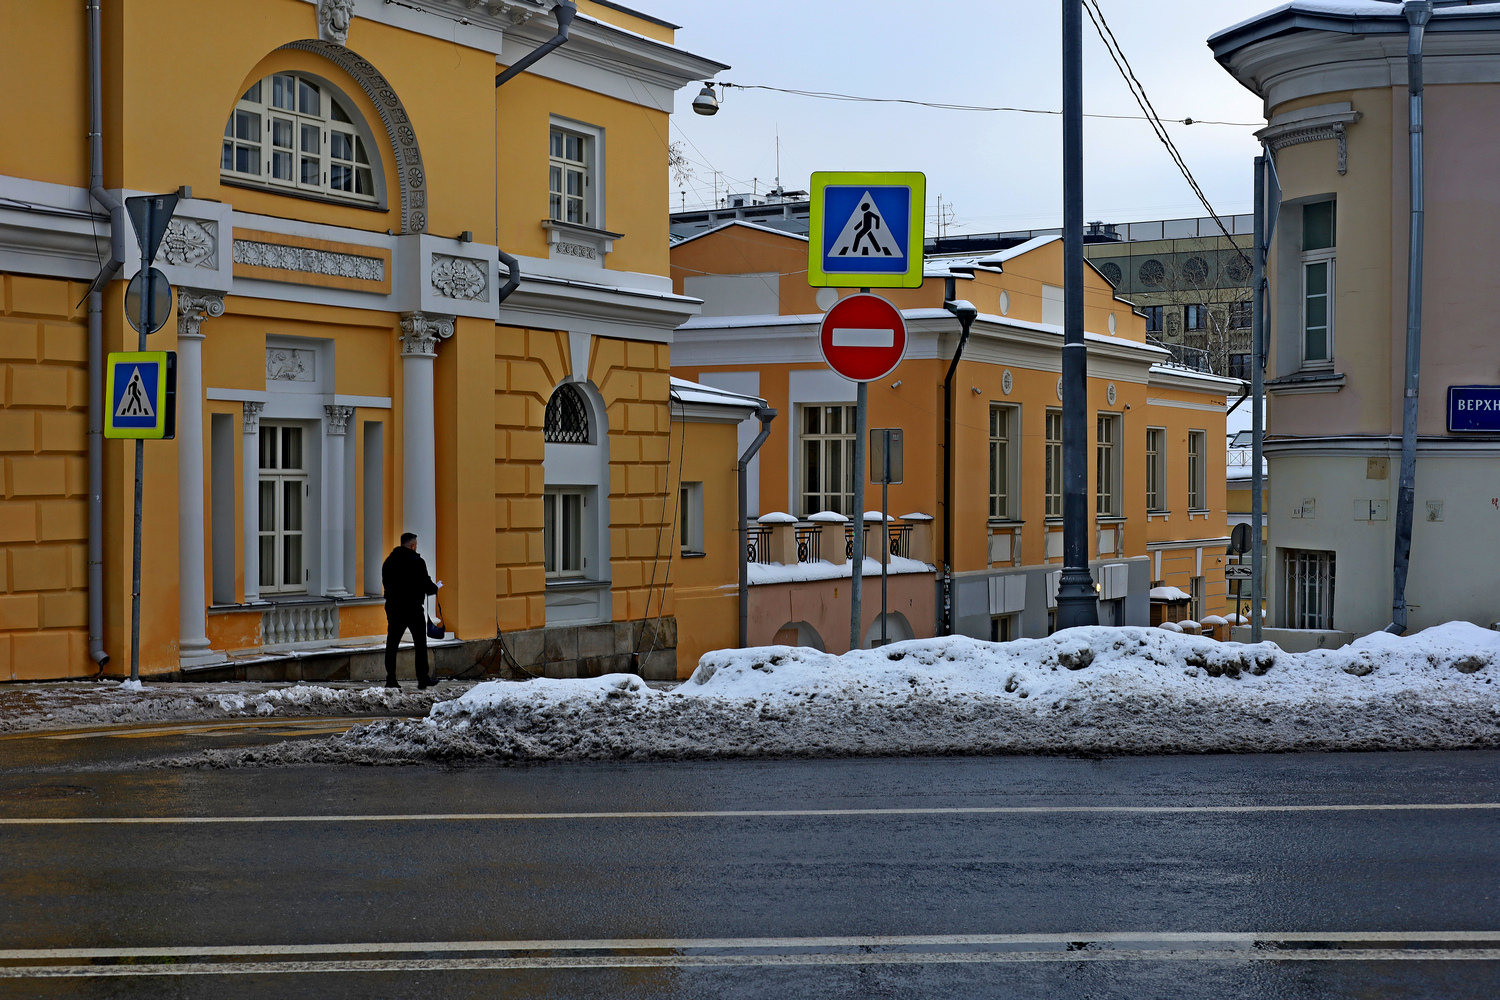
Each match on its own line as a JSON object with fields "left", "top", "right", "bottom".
{"left": 105, "top": 351, "right": 176, "bottom": 439}
{"left": 808, "top": 171, "right": 926, "bottom": 288}
{"left": 819, "top": 293, "right": 908, "bottom": 383}
{"left": 1447, "top": 385, "right": 1500, "bottom": 432}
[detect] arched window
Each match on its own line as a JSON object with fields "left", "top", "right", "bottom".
{"left": 544, "top": 383, "right": 591, "bottom": 444}
{"left": 222, "top": 72, "right": 377, "bottom": 202}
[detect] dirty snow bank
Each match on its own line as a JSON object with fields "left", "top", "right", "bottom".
{"left": 167, "top": 623, "right": 1500, "bottom": 767}
{"left": 0, "top": 681, "right": 462, "bottom": 735}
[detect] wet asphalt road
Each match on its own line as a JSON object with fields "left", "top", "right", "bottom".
{"left": 1, "top": 724, "right": 1498, "bottom": 998}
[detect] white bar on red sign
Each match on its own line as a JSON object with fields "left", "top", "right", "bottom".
{"left": 831, "top": 327, "right": 895, "bottom": 348}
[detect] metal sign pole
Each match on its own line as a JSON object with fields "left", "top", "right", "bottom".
{"left": 1251, "top": 155, "right": 1266, "bottom": 643}
{"left": 850, "top": 379, "right": 867, "bottom": 652}
{"left": 880, "top": 428, "right": 890, "bottom": 647}
{"left": 127, "top": 201, "right": 154, "bottom": 683}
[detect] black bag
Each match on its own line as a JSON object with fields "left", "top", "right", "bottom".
{"left": 426, "top": 602, "right": 445, "bottom": 640}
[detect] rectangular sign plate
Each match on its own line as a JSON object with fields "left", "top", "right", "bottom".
{"left": 105, "top": 351, "right": 175, "bottom": 439}
{"left": 1224, "top": 564, "right": 1253, "bottom": 580}
{"left": 808, "top": 171, "right": 926, "bottom": 288}
{"left": 1447, "top": 385, "right": 1500, "bottom": 432}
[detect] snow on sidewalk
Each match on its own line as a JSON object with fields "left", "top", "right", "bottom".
{"left": 167, "top": 623, "right": 1500, "bottom": 767}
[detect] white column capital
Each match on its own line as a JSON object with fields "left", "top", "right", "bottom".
{"left": 176, "top": 289, "right": 226, "bottom": 341}
{"left": 324, "top": 404, "right": 355, "bottom": 436}
{"left": 399, "top": 311, "right": 454, "bottom": 358}
{"left": 242, "top": 400, "right": 264, "bottom": 435}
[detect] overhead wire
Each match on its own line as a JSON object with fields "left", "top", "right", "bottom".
{"left": 1081, "top": 0, "right": 1253, "bottom": 271}
{"left": 715, "top": 83, "right": 1261, "bottom": 127}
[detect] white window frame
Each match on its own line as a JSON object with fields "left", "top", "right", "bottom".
{"left": 548, "top": 117, "right": 605, "bottom": 229}
{"left": 543, "top": 488, "right": 588, "bottom": 579}
{"left": 222, "top": 72, "right": 380, "bottom": 204}
{"left": 680, "top": 480, "right": 704, "bottom": 555}
{"left": 1301, "top": 249, "right": 1336, "bottom": 368}
{"left": 1187, "top": 429, "right": 1207, "bottom": 511}
{"left": 1145, "top": 426, "right": 1166, "bottom": 512}
{"left": 988, "top": 404, "right": 1018, "bottom": 520}
{"left": 1096, "top": 413, "right": 1120, "bottom": 517}
{"left": 1045, "top": 409, "right": 1063, "bottom": 518}
{"left": 257, "top": 421, "right": 310, "bottom": 595}
{"left": 799, "top": 403, "right": 856, "bottom": 517}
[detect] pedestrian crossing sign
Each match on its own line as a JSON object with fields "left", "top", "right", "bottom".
{"left": 105, "top": 351, "right": 175, "bottom": 439}
{"left": 808, "top": 171, "right": 926, "bottom": 288}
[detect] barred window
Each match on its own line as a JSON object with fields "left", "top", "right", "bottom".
{"left": 544, "top": 383, "right": 590, "bottom": 444}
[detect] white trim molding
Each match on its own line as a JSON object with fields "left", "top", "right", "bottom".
{"left": 1257, "top": 102, "right": 1362, "bottom": 175}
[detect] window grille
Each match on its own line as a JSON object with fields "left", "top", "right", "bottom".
{"left": 544, "top": 384, "right": 590, "bottom": 444}
{"left": 1284, "top": 549, "right": 1336, "bottom": 630}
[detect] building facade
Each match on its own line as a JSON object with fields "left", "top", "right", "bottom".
{"left": 0, "top": 0, "right": 727, "bottom": 680}
{"left": 670, "top": 221, "right": 1240, "bottom": 649}
{"left": 1213, "top": 0, "right": 1500, "bottom": 635}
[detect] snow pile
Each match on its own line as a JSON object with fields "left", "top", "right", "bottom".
{"left": 0, "top": 681, "right": 458, "bottom": 735}
{"left": 174, "top": 623, "right": 1500, "bottom": 767}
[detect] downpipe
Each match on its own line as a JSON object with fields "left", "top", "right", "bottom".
{"left": 86, "top": 0, "right": 123, "bottom": 668}
{"left": 1387, "top": 0, "right": 1432, "bottom": 635}
{"left": 496, "top": 249, "right": 520, "bottom": 304}
{"left": 737, "top": 406, "right": 776, "bottom": 647}
{"left": 495, "top": 1, "right": 577, "bottom": 88}
{"left": 941, "top": 278, "right": 977, "bottom": 636}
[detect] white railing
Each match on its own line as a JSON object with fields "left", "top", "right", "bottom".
{"left": 261, "top": 603, "right": 338, "bottom": 646}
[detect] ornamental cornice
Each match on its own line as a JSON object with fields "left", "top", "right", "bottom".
{"left": 242, "top": 401, "right": 265, "bottom": 435}
{"left": 1257, "top": 103, "right": 1362, "bottom": 175}
{"left": 176, "top": 289, "right": 226, "bottom": 340}
{"left": 324, "top": 404, "right": 355, "bottom": 435}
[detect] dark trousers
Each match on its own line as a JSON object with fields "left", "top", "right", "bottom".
{"left": 385, "top": 608, "right": 429, "bottom": 684}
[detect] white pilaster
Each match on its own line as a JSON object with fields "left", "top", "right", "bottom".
{"left": 398, "top": 312, "right": 453, "bottom": 583}
{"left": 176, "top": 290, "right": 225, "bottom": 667}
{"left": 242, "top": 401, "right": 264, "bottom": 603}
{"left": 323, "top": 405, "right": 355, "bottom": 597}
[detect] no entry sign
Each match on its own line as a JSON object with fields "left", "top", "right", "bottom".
{"left": 819, "top": 293, "right": 908, "bottom": 382}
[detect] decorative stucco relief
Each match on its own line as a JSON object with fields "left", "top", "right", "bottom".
{"left": 233, "top": 239, "right": 385, "bottom": 282}
{"left": 267, "top": 348, "right": 317, "bottom": 383}
{"left": 154, "top": 218, "right": 217, "bottom": 269}
{"left": 318, "top": 0, "right": 356, "bottom": 45}
{"left": 431, "top": 254, "right": 488, "bottom": 301}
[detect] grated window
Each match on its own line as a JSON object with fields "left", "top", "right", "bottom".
{"left": 544, "top": 383, "right": 590, "bottom": 444}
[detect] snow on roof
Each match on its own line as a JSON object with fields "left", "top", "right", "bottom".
{"left": 669, "top": 219, "right": 809, "bottom": 249}
{"left": 807, "top": 511, "right": 849, "bottom": 523}
{"left": 670, "top": 376, "right": 766, "bottom": 411}
{"left": 1151, "top": 586, "right": 1193, "bottom": 602}
{"left": 1211, "top": 1, "right": 1500, "bottom": 55}
{"left": 899, "top": 512, "right": 934, "bottom": 521}
{"left": 979, "top": 234, "right": 1061, "bottom": 265}
{"left": 747, "top": 555, "right": 933, "bottom": 586}
{"left": 756, "top": 512, "right": 798, "bottom": 525}
{"left": 1157, "top": 621, "right": 1184, "bottom": 632}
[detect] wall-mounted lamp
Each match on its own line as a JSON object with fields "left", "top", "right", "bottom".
{"left": 692, "top": 82, "right": 720, "bottom": 116}
{"left": 457, "top": 231, "right": 473, "bottom": 243}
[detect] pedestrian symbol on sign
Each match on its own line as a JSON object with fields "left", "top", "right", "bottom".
{"left": 830, "top": 193, "right": 902, "bottom": 259}
{"left": 115, "top": 367, "right": 154, "bottom": 418}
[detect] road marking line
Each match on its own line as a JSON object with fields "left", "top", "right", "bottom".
{"left": 7, "top": 949, "right": 1500, "bottom": 977}
{"left": 5, "top": 931, "right": 1500, "bottom": 961}
{"left": 3, "top": 802, "right": 1499, "bottom": 826}
{"left": 1, "top": 716, "right": 391, "bottom": 741}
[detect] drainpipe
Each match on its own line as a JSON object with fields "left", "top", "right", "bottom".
{"left": 941, "top": 278, "right": 977, "bottom": 636}
{"left": 1388, "top": 0, "right": 1433, "bottom": 635}
{"left": 737, "top": 406, "right": 776, "bottom": 647}
{"left": 85, "top": 0, "right": 123, "bottom": 668}
{"left": 494, "top": 1, "right": 577, "bottom": 89}
{"left": 496, "top": 249, "right": 520, "bottom": 304}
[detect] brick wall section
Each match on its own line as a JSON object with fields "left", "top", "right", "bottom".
{"left": 0, "top": 275, "right": 91, "bottom": 680}
{"left": 493, "top": 326, "right": 560, "bottom": 632}
{"left": 590, "top": 338, "right": 673, "bottom": 624}
{"left": 493, "top": 330, "right": 674, "bottom": 633}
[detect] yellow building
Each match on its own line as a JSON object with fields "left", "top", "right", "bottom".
{"left": 670, "top": 221, "right": 1239, "bottom": 647}
{"left": 0, "top": 0, "right": 726, "bottom": 680}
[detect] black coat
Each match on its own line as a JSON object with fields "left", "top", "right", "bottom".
{"left": 382, "top": 545, "right": 438, "bottom": 614}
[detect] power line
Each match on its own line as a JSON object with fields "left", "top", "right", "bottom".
{"left": 1081, "top": 0, "right": 1252, "bottom": 270}
{"left": 716, "top": 82, "right": 1259, "bottom": 127}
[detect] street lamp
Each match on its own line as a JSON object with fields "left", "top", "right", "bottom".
{"left": 692, "top": 83, "right": 720, "bottom": 116}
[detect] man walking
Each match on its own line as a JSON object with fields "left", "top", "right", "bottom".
{"left": 382, "top": 532, "right": 441, "bottom": 689}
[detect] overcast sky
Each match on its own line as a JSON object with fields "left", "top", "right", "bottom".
{"left": 647, "top": 0, "right": 1274, "bottom": 235}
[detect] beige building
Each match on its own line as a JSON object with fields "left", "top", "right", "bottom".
{"left": 1212, "top": 0, "right": 1500, "bottom": 635}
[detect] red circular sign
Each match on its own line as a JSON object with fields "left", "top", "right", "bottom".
{"left": 818, "top": 293, "right": 908, "bottom": 382}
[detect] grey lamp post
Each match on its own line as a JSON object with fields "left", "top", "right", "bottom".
{"left": 1054, "top": 0, "right": 1099, "bottom": 629}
